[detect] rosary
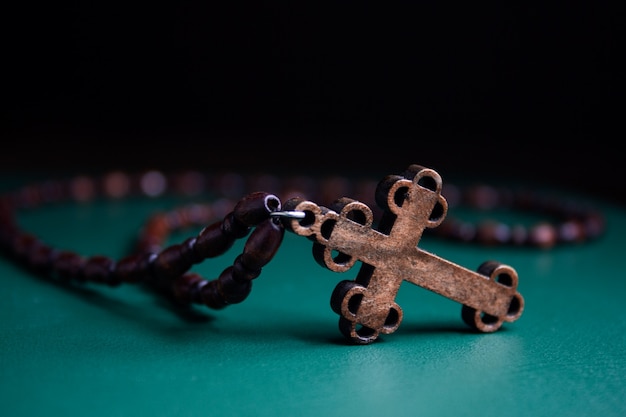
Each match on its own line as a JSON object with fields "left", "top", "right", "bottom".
{"left": 0, "top": 164, "right": 605, "bottom": 344}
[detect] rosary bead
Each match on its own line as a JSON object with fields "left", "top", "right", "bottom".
{"left": 239, "top": 218, "right": 285, "bottom": 272}
{"left": 172, "top": 273, "right": 206, "bottom": 304}
{"left": 232, "top": 254, "right": 262, "bottom": 282}
{"left": 28, "top": 242, "right": 56, "bottom": 274}
{"left": 217, "top": 266, "right": 252, "bottom": 304}
{"left": 222, "top": 212, "right": 250, "bottom": 239}
{"left": 84, "top": 255, "right": 118, "bottom": 286}
{"left": 11, "top": 233, "right": 38, "bottom": 262}
{"left": 0, "top": 219, "right": 17, "bottom": 250}
{"left": 53, "top": 251, "right": 85, "bottom": 282}
{"left": 194, "top": 222, "right": 236, "bottom": 259}
{"left": 114, "top": 253, "right": 156, "bottom": 283}
{"left": 143, "top": 215, "right": 170, "bottom": 242}
{"left": 200, "top": 279, "right": 228, "bottom": 309}
{"left": 153, "top": 244, "right": 193, "bottom": 281}
{"left": 181, "top": 237, "right": 204, "bottom": 264}
{"left": 233, "top": 192, "right": 281, "bottom": 227}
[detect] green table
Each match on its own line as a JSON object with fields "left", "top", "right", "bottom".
{"left": 1, "top": 176, "right": 625, "bottom": 417}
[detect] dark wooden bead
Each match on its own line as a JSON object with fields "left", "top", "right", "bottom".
{"left": 11, "top": 233, "right": 38, "bottom": 262}
{"left": 232, "top": 254, "right": 261, "bottom": 282}
{"left": 84, "top": 256, "right": 118, "bottom": 286}
{"left": 53, "top": 251, "right": 85, "bottom": 281}
{"left": 217, "top": 266, "right": 252, "bottom": 304}
{"left": 233, "top": 192, "right": 281, "bottom": 227}
{"left": 172, "top": 273, "right": 206, "bottom": 304}
{"left": 240, "top": 218, "right": 284, "bottom": 271}
{"left": 180, "top": 237, "right": 203, "bottom": 264}
{"left": 28, "top": 242, "right": 56, "bottom": 274}
{"left": 153, "top": 244, "right": 193, "bottom": 281}
{"left": 114, "top": 253, "right": 156, "bottom": 283}
{"left": 200, "top": 279, "right": 228, "bottom": 309}
{"left": 0, "top": 220, "right": 18, "bottom": 251}
{"left": 194, "top": 221, "right": 236, "bottom": 258}
{"left": 222, "top": 212, "right": 250, "bottom": 239}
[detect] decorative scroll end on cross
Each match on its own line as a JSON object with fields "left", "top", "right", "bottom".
{"left": 283, "top": 164, "right": 524, "bottom": 344}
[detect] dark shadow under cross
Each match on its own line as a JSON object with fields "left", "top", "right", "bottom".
{"left": 284, "top": 165, "right": 524, "bottom": 344}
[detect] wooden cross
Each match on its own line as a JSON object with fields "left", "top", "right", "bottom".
{"left": 283, "top": 164, "right": 524, "bottom": 344}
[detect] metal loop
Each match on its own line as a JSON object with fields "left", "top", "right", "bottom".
{"left": 269, "top": 210, "right": 306, "bottom": 219}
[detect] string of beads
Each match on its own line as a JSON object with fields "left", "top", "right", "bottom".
{"left": 0, "top": 169, "right": 606, "bottom": 310}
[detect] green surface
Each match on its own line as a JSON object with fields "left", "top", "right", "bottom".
{"left": 1, "top": 185, "right": 625, "bottom": 417}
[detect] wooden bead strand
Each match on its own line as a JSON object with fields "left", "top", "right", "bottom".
{"left": 0, "top": 174, "right": 287, "bottom": 311}
{"left": 0, "top": 168, "right": 607, "bottom": 315}
{"left": 429, "top": 183, "right": 606, "bottom": 249}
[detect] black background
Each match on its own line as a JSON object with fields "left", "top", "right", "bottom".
{"left": 2, "top": 3, "right": 624, "bottom": 204}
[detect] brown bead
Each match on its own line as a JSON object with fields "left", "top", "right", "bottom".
{"left": 172, "top": 273, "right": 205, "bottom": 304}
{"left": 28, "top": 242, "right": 56, "bottom": 274}
{"left": 181, "top": 237, "right": 203, "bottom": 264}
{"left": 233, "top": 191, "right": 281, "bottom": 227}
{"left": 153, "top": 244, "right": 193, "bottom": 281}
{"left": 54, "top": 251, "right": 85, "bottom": 281}
{"left": 142, "top": 215, "right": 170, "bottom": 243}
{"left": 194, "top": 221, "right": 236, "bottom": 258}
{"left": 240, "top": 219, "right": 284, "bottom": 271}
{"left": 200, "top": 279, "right": 227, "bottom": 309}
{"left": 114, "top": 253, "right": 156, "bottom": 283}
{"left": 232, "top": 254, "right": 261, "bottom": 282}
{"left": 84, "top": 256, "right": 118, "bottom": 286}
{"left": 222, "top": 212, "right": 250, "bottom": 239}
{"left": 0, "top": 214, "right": 18, "bottom": 250}
{"left": 11, "top": 233, "right": 38, "bottom": 262}
{"left": 217, "top": 266, "right": 252, "bottom": 304}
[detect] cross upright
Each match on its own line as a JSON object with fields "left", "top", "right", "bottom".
{"left": 284, "top": 164, "right": 524, "bottom": 344}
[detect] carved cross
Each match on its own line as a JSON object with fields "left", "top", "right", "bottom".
{"left": 284, "top": 165, "right": 524, "bottom": 344}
